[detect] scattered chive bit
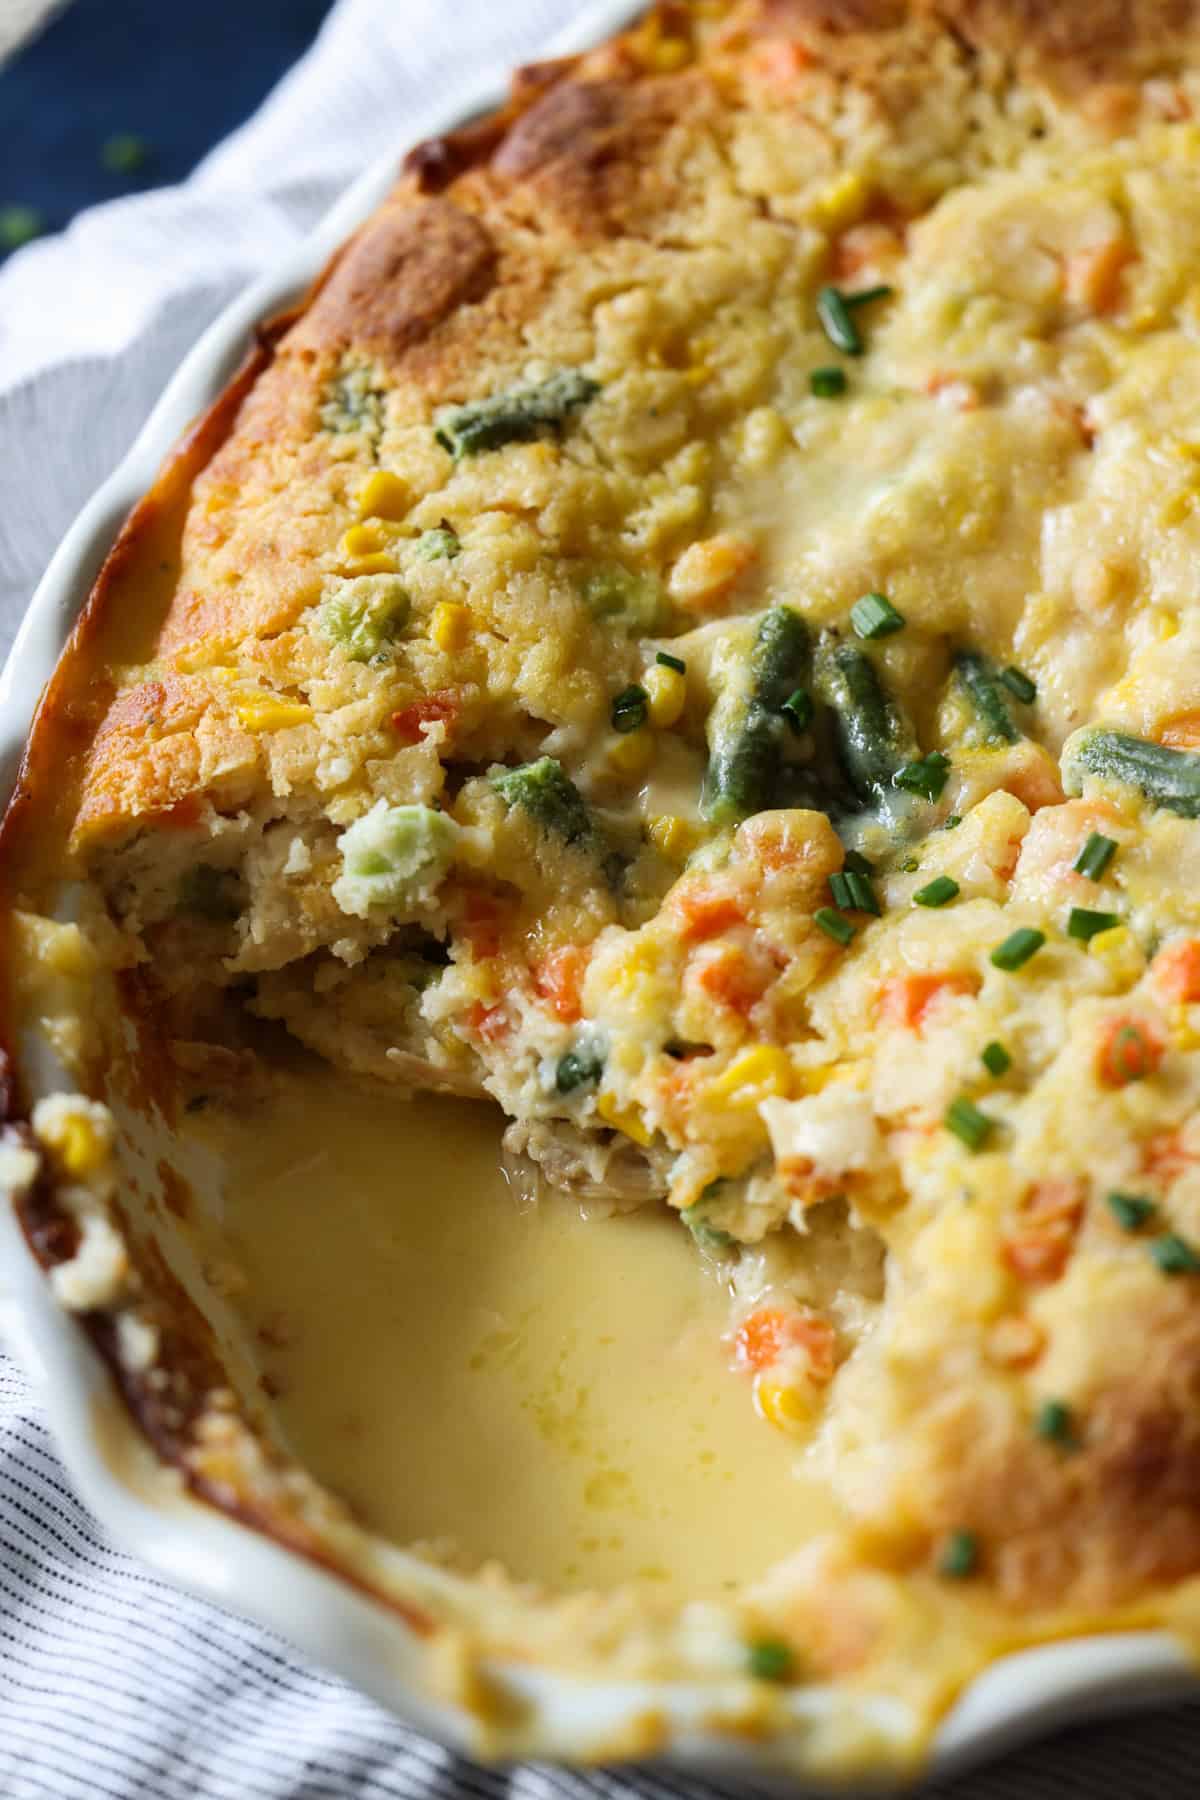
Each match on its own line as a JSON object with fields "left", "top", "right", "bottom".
{"left": 781, "top": 687, "right": 813, "bottom": 734}
{"left": 844, "top": 283, "right": 894, "bottom": 310}
{"left": 942, "top": 813, "right": 963, "bottom": 830}
{"left": 816, "top": 285, "right": 863, "bottom": 355}
{"left": 1074, "top": 832, "right": 1117, "bottom": 881}
{"left": 655, "top": 650, "right": 686, "bottom": 674}
{"left": 611, "top": 684, "right": 649, "bottom": 734}
{"left": 0, "top": 205, "right": 43, "bottom": 251}
{"left": 810, "top": 365, "right": 847, "bottom": 397}
{"left": 1067, "top": 906, "right": 1120, "bottom": 942}
{"left": 914, "top": 874, "right": 959, "bottom": 908}
{"left": 1034, "top": 1399, "right": 1077, "bottom": 1447}
{"left": 830, "top": 870, "right": 880, "bottom": 915}
{"left": 894, "top": 751, "right": 951, "bottom": 802}
{"left": 555, "top": 1048, "right": 604, "bottom": 1094}
{"left": 999, "top": 666, "right": 1037, "bottom": 705}
{"left": 814, "top": 907, "right": 855, "bottom": 946}
{"left": 102, "top": 132, "right": 150, "bottom": 174}
{"left": 937, "top": 1530, "right": 979, "bottom": 1580}
{"left": 990, "top": 927, "right": 1046, "bottom": 972}
{"left": 945, "top": 1096, "right": 994, "bottom": 1152}
{"left": 900, "top": 855, "right": 919, "bottom": 872}
{"left": 747, "top": 1639, "right": 795, "bottom": 1683}
{"left": 850, "top": 591, "right": 905, "bottom": 640}
{"left": 1152, "top": 1233, "right": 1200, "bottom": 1276}
{"left": 981, "top": 1041, "right": 1012, "bottom": 1078}
{"left": 843, "top": 849, "right": 875, "bottom": 876}
{"left": 1105, "top": 1190, "right": 1157, "bottom": 1232}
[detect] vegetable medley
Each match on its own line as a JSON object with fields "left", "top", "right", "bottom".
{"left": 28, "top": 0, "right": 1200, "bottom": 1696}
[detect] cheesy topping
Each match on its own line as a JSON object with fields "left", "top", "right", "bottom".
{"left": 14, "top": 0, "right": 1200, "bottom": 1766}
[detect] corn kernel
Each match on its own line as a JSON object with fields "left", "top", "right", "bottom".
{"left": 36, "top": 1103, "right": 111, "bottom": 1179}
{"left": 812, "top": 169, "right": 869, "bottom": 231}
{"left": 342, "top": 552, "right": 399, "bottom": 576}
{"left": 431, "top": 601, "right": 471, "bottom": 654}
{"left": 648, "top": 814, "right": 696, "bottom": 860}
{"left": 236, "top": 697, "right": 314, "bottom": 732}
{"left": 1159, "top": 490, "right": 1196, "bottom": 530}
{"left": 607, "top": 728, "right": 655, "bottom": 778}
{"left": 1089, "top": 925, "right": 1144, "bottom": 985}
{"left": 704, "top": 1046, "right": 793, "bottom": 1108}
{"left": 341, "top": 522, "right": 388, "bottom": 558}
{"left": 596, "top": 1091, "right": 653, "bottom": 1146}
{"left": 668, "top": 534, "right": 757, "bottom": 610}
{"left": 608, "top": 941, "right": 660, "bottom": 1002}
{"left": 644, "top": 663, "right": 686, "bottom": 729}
{"left": 356, "top": 469, "right": 408, "bottom": 521}
{"left": 793, "top": 1060, "right": 854, "bottom": 1094}
{"left": 753, "top": 1373, "right": 813, "bottom": 1433}
{"left": 1170, "top": 1003, "right": 1200, "bottom": 1051}
{"left": 1156, "top": 610, "right": 1180, "bottom": 641}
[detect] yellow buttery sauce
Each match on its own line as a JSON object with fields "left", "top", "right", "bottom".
{"left": 185, "top": 1067, "right": 837, "bottom": 1601}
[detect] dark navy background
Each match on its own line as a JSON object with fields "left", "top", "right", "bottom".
{"left": 2, "top": 0, "right": 335, "bottom": 257}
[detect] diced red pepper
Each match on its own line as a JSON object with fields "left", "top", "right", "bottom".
{"left": 391, "top": 689, "right": 459, "bottom": 745}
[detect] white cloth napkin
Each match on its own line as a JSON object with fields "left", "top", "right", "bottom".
{"left": 2, "top": 3, "right": 1200, "bottom": 1795}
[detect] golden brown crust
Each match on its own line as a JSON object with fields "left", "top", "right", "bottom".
{"left": 291, "top": 199, "right": 498, "bottom": 359}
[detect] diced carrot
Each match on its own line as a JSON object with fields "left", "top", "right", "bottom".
{"left": 1003, "top": 1229, "right": 1074, "bottom": 1284}
{"left": 876, "top": 972, "right": 978, "bottom": 1031}
{"left": 1023, "top": 1176, "right": 1086, "bottom": 1230}
{"left": 695, "top": 945, "right": 772, "bottom": 1016}
{"left": 466, "top": 1000, "right": 510, "bottom": 1045}
{"left": 832, "top": 221, "right": 901, "bottom": 281}
{"left": 1143, "top": 1127, "right": 1199, "bottom": 1183}
{"left": 459, "top": 890, "right": 506, "bottom": 959}
{"left": 777, "top": 1159, "right": 843, "bottom": 1209}
{"left": 1096, "top": 1015, "right": 1165, "bottom": 1088}
{"left": 390, "top": 689, "right": 459, "bottom": 745}
{"left": 752, "top": 37, "right": 810, "bottom": 89}
{"left": 732, "top": 1307, "right": 836, "bottom": 1381}
{"left": 926, "top": 371, "right": 982, "bottom": 412}
{"left": 534, "top": 944, "right": 588, "bottom": 1024}
{"left": 670, "top": 882, "right": 747, "bottom": 944}
{"left": 987, "top": 1314, "right": 1046, "bottom": 1368}
{"left": 1160, "top": 712, "right": 1200, "bottom": 751}
{"left": 1153, "top": 938, "right": 1200, "bottom": 1003}
{"left": 1064, "top": 239, "right": 1131, "bottom": 315}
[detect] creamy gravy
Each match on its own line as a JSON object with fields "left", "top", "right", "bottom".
{"left": 186, "top": 1069, "right": 836, "bottom": 1600}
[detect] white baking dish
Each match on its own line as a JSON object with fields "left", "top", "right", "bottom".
{"left": 0, "top": 0, "right": 1195, "bottom": 1782}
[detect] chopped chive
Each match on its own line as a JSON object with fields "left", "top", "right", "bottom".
{"left": 937, "top": 1529, "right": 979, "bottom": 1579}
{"left": 846, "top": 869, "right": 880, "bottom": 914}
{"left": 914, "top": 875, "right": 959, "bottom": 908}
{"left": 894, "top": 751, "right": 950, "bottom": 802}
{"left": 781, "top": 687, "right": 813, "bottom": 733}
{"left": 655, "top": 650, "right": 686, "bottom": 674}
{"left": 1068, "top": 906, "right": 1120, "bottom": 942}
{"left": 0, "top": 205, "right": 43, "bottom": 251}
{"left": 102, "top": 133, "right": 151, "bottom": 174}
{"left": 981, "top": 1041, "right": 1012, "bottom": 1077}
{"left": 747, "top": 1639, "right": 794, "bottom": 1682}
{"left": 611, "top": 684, "right": 648, "bottom": 733}
{"left": 945, "top": 1096, "right": 994, "bottom": 1151}
{"left": 1105, "top": 1191, "right": 1157, "bottom": 1232}
{"left": 1000, "top": 666, "right": 1037, "bottom": 704}
{"left": 843, "top": 849, "right": 875, "bottom": 876}
{"left": 990, "top": 927, "right": 1046, "bottom": 972}
{"left": 1034, "top": 1399, "right": 1076, "bottom": 1446}
{"left": 1152, "top": 1233, "right": 1200, "bottom": 1276}
{"left": 829, "top": 872, "right": 854, "bottom": 909}
{"left": 900, "top": 855, "right": 919, "bottom": 872}
{"left": 843, "top": 283, "right": 894, "bottom": 310}
{"left": 816, "top": 285, "right": 863, "bottom": 355}
{"left": 850, "top": 592, "right": 905, "bottom": 640}
{"left": 815, "top": 907, "right": 855, "bottom": 946}
{"left": 1074, "top": 832, "right": 1117, "bottom": 881}
{"left": 810, "top": 366, "right": 847, "bottom": 397}
{"left": 942, "top": 813, "right": 963, "bottom": 830}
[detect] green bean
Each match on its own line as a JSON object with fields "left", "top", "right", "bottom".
{"left": 815, "top": 639, "right": 918, "bottom": 808}
{"left": 1065, "top": 729, "right": 1200, "bottom": 818}
{"left": 701, "top": 607, "right": 810, "bottom": 825}
{"left": 436, "top": 370, "right": 599, "bottom": 459}
{"left": 954, "top": 650, "right": 1019, "bottom": 746}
